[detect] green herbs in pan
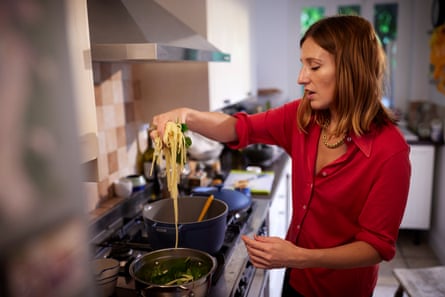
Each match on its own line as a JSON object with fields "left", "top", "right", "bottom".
{"left": 136, "top": 256, "right": 211, "bottom": 286}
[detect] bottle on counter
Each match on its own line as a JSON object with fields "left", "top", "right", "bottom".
{"left": 430, "top": 118, "right": 444, "bottom": 143}
{"left": 142, "top": 125, "right": 160, "bottom": 196}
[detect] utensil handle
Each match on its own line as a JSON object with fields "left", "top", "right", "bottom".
{"left": 197, "top": 195, "right": 214, "bottom": 222}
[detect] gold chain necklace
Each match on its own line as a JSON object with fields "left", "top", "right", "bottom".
{"left": 322, "top": 121, "right": 346, "bottom": 149}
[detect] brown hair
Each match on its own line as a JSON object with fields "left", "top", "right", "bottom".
{"left": 297, "top": 15, "right": 395, "bottom": 136}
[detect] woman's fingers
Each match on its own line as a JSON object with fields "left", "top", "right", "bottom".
{"left": 242, "top": 235, "right": 293, "bottom": 269}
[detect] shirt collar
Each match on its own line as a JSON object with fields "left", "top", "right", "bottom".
{"left": 350, "top": 132, "right": 374, "bottom": 158}
{"left": 313, "top": 119, "right": 375, "bottom": 158}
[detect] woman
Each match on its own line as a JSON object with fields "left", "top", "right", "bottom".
{"left": 151, "top": 15, "right": 411, "bottom": 297}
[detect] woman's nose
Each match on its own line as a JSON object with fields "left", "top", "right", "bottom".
{"left": 298, "top": 67, "right": 309, "bottom": 85}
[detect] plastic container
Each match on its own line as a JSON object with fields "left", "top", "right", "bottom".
{"left": 430, "top": 118, "right": 443, "bottom": 143}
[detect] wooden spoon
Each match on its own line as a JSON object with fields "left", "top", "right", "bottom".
{"left": 197, "top": 195, "right": 214, "bottom": 222}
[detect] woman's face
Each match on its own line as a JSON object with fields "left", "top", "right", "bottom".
{"left": 298, "top": 37, "right": 336, "bottom": 110}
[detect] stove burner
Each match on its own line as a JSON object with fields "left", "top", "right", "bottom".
{"left": 110, "top": 245, "right": 134, "bottom": 261}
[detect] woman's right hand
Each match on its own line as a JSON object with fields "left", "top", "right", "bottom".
{"left": 151, "top": 107, "right": 191, "bottom": 140}
{"left": 151, "top": 107, "right": 238, "bottom": 143}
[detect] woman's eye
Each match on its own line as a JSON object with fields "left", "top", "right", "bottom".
{"left": 311, "top": 66, "right": 320, "bottom": 71}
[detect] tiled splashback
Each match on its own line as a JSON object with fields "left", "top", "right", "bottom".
{"left": 92, "top": 62, "right": 148, "bottom": 205}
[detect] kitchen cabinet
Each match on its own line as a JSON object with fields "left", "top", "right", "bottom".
{"left": 267, "top": 157, "right": 292, "bottom": 297}
{"left": 400, "top": 144, "right": 435, "bottom": 230}
{"left": 66, "top": 0, "right": 98, "bottom": 163}
{"left": 151, "top": 0, "right": 256, "bottom": 111}
{"left": 206, "top": 0, "right": 256, "bottom": 110}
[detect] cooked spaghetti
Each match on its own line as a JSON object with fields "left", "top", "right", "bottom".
{"left": 151, "top": 121, "right": 190, "bottom": 248}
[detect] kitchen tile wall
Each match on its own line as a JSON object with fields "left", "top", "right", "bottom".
{"left": 92, "top": 62, "right": 147, "bottom": 205}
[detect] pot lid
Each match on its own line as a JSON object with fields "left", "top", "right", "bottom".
{"left": 192, "top": 186, "right": 251, "bottom": 213}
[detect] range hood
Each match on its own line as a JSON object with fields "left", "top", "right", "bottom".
{"left": 87, "top": 0, "right": 230, "bottom": 62}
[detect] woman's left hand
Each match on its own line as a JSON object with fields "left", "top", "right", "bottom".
{"left": 241, "top": 235, "right": 300, "bottom": 269}
{"left": 242, "top": 235, "right": 383, "bottom": 270}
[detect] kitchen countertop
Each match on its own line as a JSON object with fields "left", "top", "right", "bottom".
{"left": 398, "top": 124, "right": 443, "bottom": 146}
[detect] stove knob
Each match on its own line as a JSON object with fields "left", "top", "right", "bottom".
{"left": 235, "top": 277, "right": 247, "bottom": 297}
{"left": 235, "top": 286, "right": 246, "bottom": 297}
{"left": 239, "top": 277, "right": 247, "bottom": 287}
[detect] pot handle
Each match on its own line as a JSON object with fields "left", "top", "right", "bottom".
{"left": 142, "top": 284, "right": 154, "bottom": 291}
{"left": 178, "top": 286, "right": 195, "bottom": 296}
{"left": 151, "top": 222, "right": 184, "bottom": 233}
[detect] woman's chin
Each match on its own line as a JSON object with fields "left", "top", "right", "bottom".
{"left": 309, "top": 101, "right": 325, "bottom": 110}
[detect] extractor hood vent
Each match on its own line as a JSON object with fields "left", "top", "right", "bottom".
{"left": 87, "top": 0, "right": 230, "bottom": 62}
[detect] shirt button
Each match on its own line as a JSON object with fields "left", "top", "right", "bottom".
{"left": 346, "top": 136, "right": 352, "bottom": 142}
{"left": 302, "top": 204, "right": 307, "bottom": 210}
{"left": 297, "top": 225, "right": 301, "bottom": 229}
{"left": 321, "top": 171, "right": 327, "bottom": 177}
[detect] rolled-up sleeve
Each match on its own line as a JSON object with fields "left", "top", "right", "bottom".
{"left": 225, "top": 102, "right": 298, "bottom": 152}
{"left": 355, "top": 148, "right": 411, "bottom": 260}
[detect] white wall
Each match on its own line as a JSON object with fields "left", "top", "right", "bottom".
{"left": 410, "top": 0, "right": 433, "bottom": 102}
{"left": 254, "top": 0, "right": 291, "bottom": 100}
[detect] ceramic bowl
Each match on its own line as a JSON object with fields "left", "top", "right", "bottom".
{"left": 93, "top": 258, "right": 119, "bottom": 281}
{"left": 96, "top": 276, "right": 117, "bottom": 297}
{"left": 113, "top": 178, "right": 133, "bottom": 198}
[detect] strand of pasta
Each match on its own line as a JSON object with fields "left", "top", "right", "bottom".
{"left": 151, "top": 122, "right": 188, "bottom": 248}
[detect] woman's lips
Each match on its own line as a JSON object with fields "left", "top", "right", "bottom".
{"left": 306, "top": 90, "right": 315, "bottom": 99}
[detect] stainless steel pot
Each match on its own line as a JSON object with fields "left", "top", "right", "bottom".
{"left": 129, "top": 248, "right": 217, "bottom": 297}
{"left": 142, "top": 197, "right": 228, "bottom": 254}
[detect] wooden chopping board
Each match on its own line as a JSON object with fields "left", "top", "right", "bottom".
{"left": 223, "top": 170, "right": 275, "bottom": 195}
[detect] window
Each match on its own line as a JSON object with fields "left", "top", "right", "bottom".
{"left": 374, "top": 3, "right": 398, "bottom": 108}
{"left": 338, "top": 5, "right": 361, "bottom": 16}
{"left": 374, "top": 4, "right": 398, "bottom": 45}
{"left": 300, "top": 6, "right": 324, "bottom": 35}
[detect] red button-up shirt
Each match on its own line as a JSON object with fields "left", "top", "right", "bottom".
{"left": 228, "top": 99, "right": 411, "bottom": 297}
